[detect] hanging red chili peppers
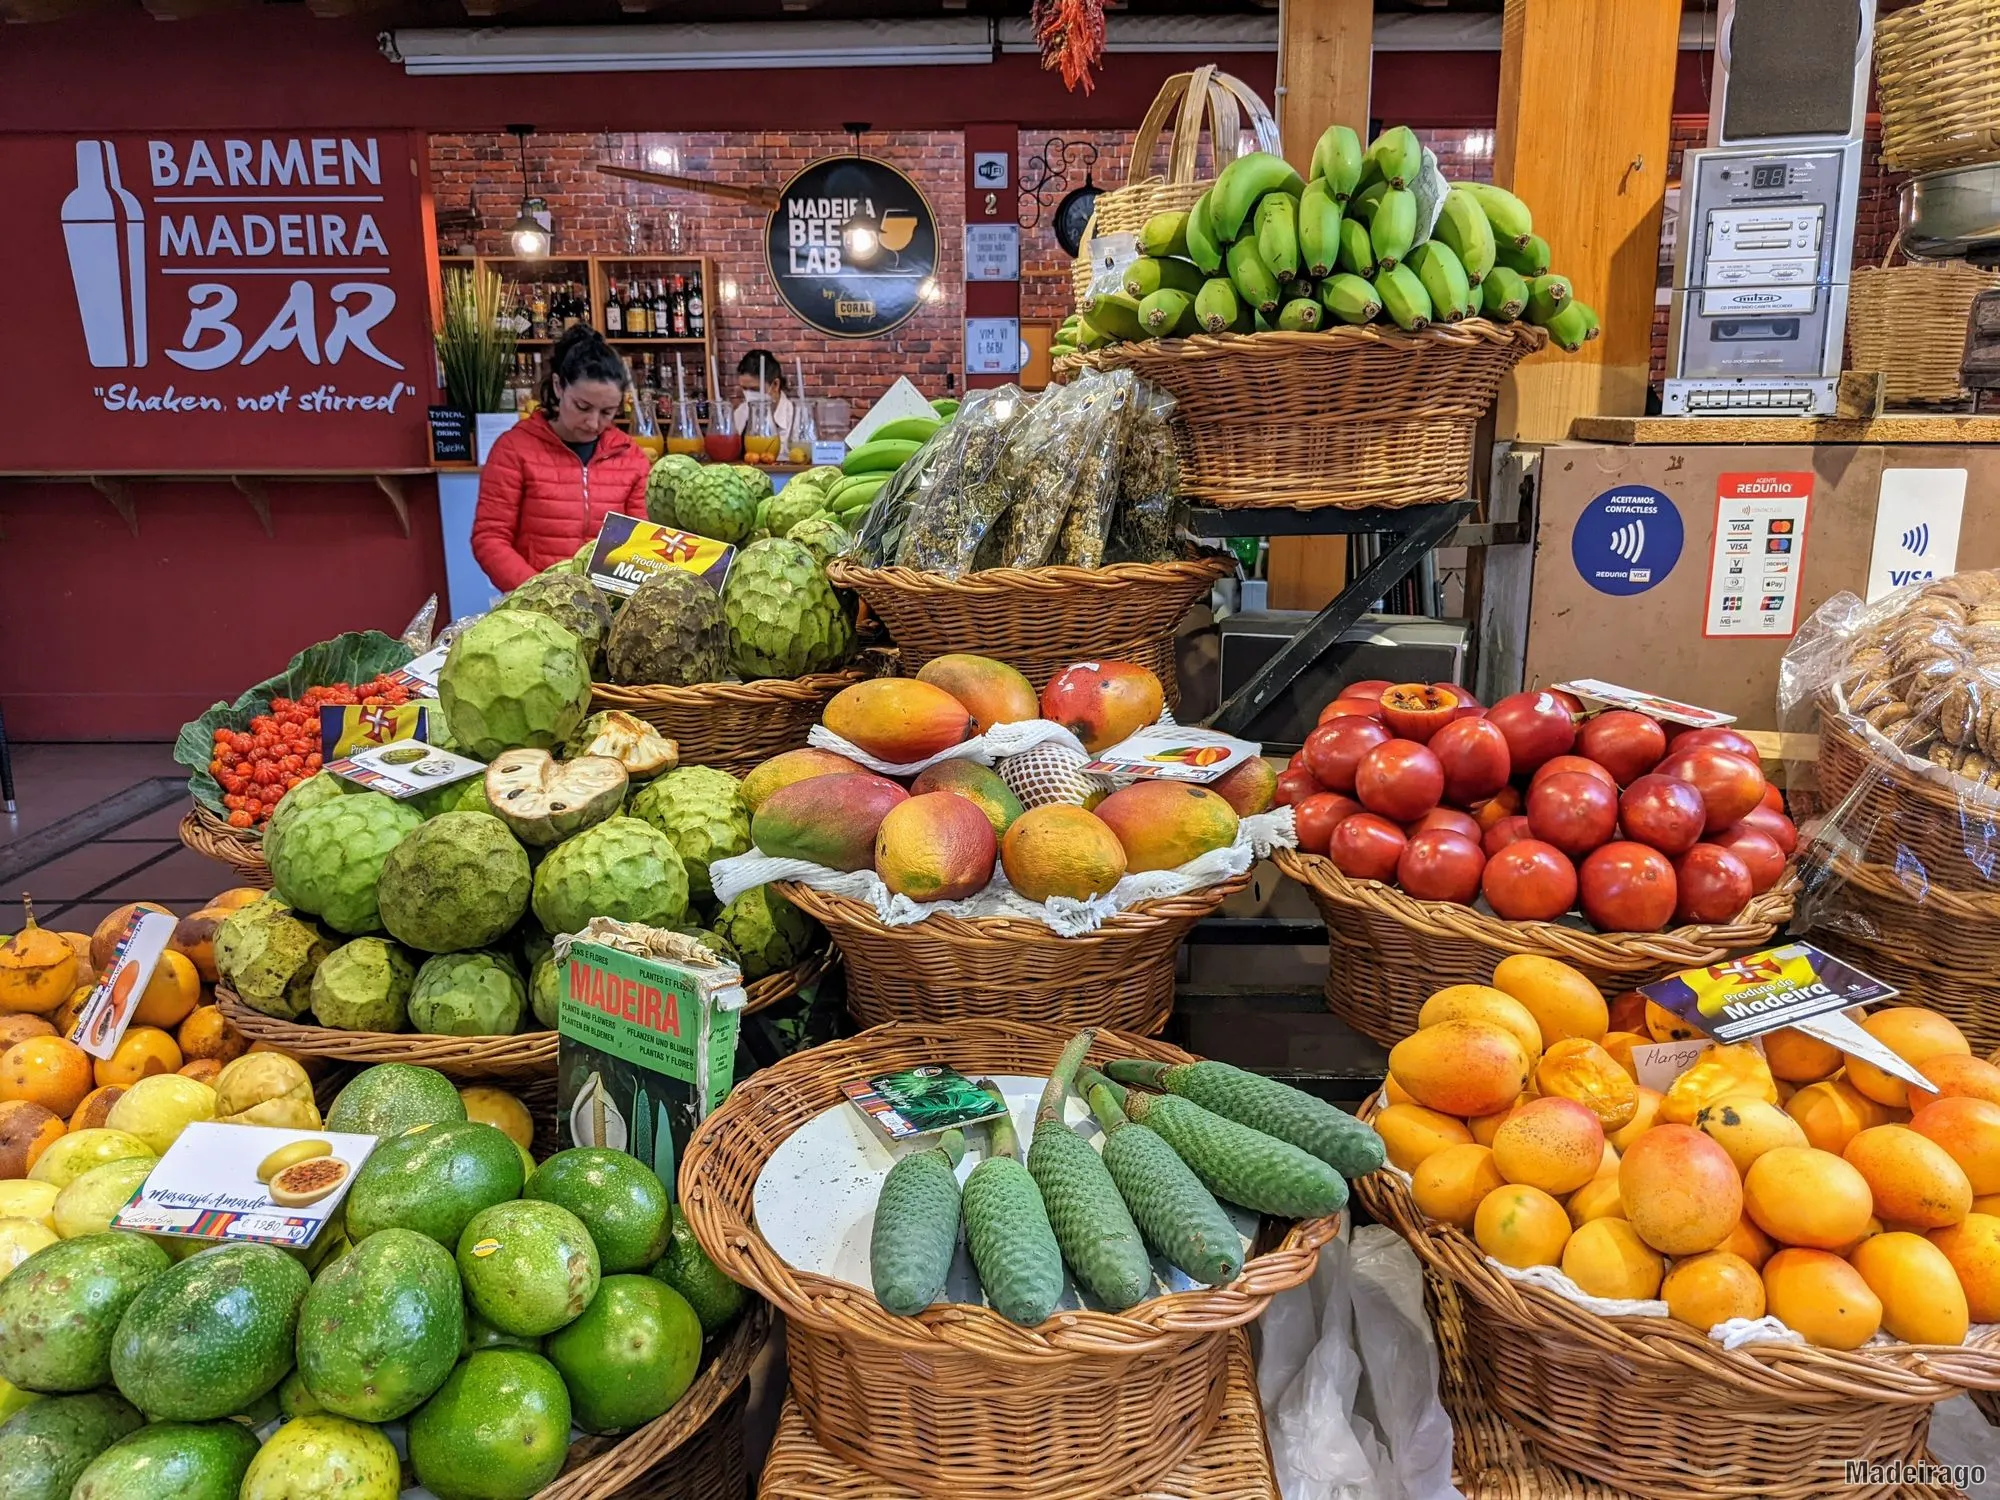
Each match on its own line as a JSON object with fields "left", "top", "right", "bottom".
{"left": 1031, "top": 0, "right": 1106, "bottom": 94}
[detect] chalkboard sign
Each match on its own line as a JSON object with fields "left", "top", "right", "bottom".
{"left": 765, "top": 156, "right": 938, "bottom": 340}
{"left": 428, "top": 406, "right": 473, "bottom": 465}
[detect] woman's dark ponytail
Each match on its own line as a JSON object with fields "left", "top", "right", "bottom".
{"left": 538, "top": 324, "right": 629, "bottom": 414}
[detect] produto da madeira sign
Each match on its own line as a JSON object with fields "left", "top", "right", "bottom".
{"left": 764, "top": 155, "right": 938, "bottom": 340}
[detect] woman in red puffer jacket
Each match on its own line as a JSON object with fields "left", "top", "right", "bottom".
{"left": 472, "top": 325, "right": 651, "bottom": 591}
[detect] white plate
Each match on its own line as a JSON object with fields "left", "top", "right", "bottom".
{"left": 752, "top": 1074, "right": 1259, "bottom": 1314}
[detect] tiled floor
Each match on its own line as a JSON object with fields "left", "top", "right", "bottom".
{"left": 0, "top": 742, "right": 242, "bottom": 929}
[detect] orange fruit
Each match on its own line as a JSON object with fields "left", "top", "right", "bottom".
{"left": 1762, "top": 1027, "right": 1843, "bottom": 1084}
{"left": 1785, "top": 1078, "right": 1892, "bottom": 1155}
{"left": 1417, "top": 985, "right": 1544, "bottom": 1063}
{"left": 1663, "top": 1251, "right": 1765, "bottom": 1329}
{"left": 1908, "top": 1096, "right": 2000, "bottom": 1196}
{"left": 1849, "top": 1232, "right": 1969, "bottom": 1345}
{"left": 1561, "top": 1217, "right": 1665, "bottom": 1300}
{"left": 1607, "top": 1088, "right": 1665, "bottom": 1153}
{"left": 1929, "top": 1214, "right": 2000, "bottom": 1323}
{"left": 1743, "top": 1146, "right": 1874, "bottom": 1249}
{"left": 0, "top": 1035, "right": 94, "bottom": 1118}
{"left": 1492, "top": 1096, "right": 1606, "bottom": 1196}
{"left": 1489, "top": 955, "right": 1607, "bottom": 1046}
{"left": 1911, "top": 1054, "right": 2000, "bottom": 1110}
{"left": 1842, "top": 1008, "right": 1970, "bottom": 1109}
{"left": 94, "top": 1027, "right": 182, "bottom": 1089}
{"left": 177, "top": 1005, "right": 246, "bottom": 1065}
{"left": 1410, "top": 1143, "right": 1505, "bottom": 1230}
{"left": 132, "top": 951, "right": 200, "bottom": 1030}
{"left": 1374, "top": 1103, "right": 1475, "bottom": 1172}
{"left": 1566, "top": 1175, "right": 1626, "bottom": 1228}
{"left": 1619, "top": 1124, "right": 1742, "bottom": 1255}
{"left": 1473, "top": 1183, "right": 1572, "bottom": 1269}
{"left": 0, "top": 1099, "right": 67, "bottom": 1178}
{"left": 0, "top": 1015, "right": 55, "bottom": 1051}
{"left": 1762, "top": 1248, "right": 1882, "bottom": 1349}
{"left": 1843, "top": 1125, "right": 1972, "bottom": 1230}
{"left": 69, "top": 1085, "right": 125, "bottom": 1132}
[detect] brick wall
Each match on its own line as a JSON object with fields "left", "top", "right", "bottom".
{"left": 431, "top": 131, "right": 965, "bottom": 405}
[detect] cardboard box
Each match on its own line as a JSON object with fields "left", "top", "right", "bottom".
{"left": 1525, "top": 440, "right": 1999, "bottom": 729}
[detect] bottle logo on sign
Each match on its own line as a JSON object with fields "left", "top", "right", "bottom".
{"left": 63, "top": 141, "right": 148, "bottom": 369}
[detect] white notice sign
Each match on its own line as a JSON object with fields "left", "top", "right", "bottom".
{"left": 965, "top": 317, "right": 1022, "bottom": 375}
{"left": 1868, "top": 467, "right": 1967, "bottom": 601}
{"left": 965, "top": 224, "right": 1021, "bottom": 282}
{"left": 1702, "top": 472, "right": 1812, "bottom": 639}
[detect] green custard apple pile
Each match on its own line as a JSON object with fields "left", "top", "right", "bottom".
{"left": 0, "top": 1059, "right": 748, "bottom": 1500}
{"left": 869, "top": 1031, "right": 1383, "bottom": 1324}
{"left": 1053, "top": 125, "right": 1597, "bottom": 355}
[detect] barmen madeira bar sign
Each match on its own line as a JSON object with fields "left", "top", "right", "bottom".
{"left": 764, "top": 155, "right": 938, "bottom": 340}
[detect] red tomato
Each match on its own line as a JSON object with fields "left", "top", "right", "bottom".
{"left": 1304, "top": 717, "right": 1392, "bottom": 793}
{"left": 1319, "top": 697, "right": 1386, "bottom": 725}
{"left": 1526, "top": 771, "right": 1621, "bottom": 857}
{"left": 1759, "top": 782, "right": 1786, "bottom": 816}
{"left": 1274, "top": 766, "right": 1325, "bottom": 809}
{"left": 1470, "top": 784, "right": 1523, "bottom": 831}
{"left": 1711, "top": 824, "right": 1786, "bottom": 894}
{"left": 1736, "top": 803, "right": 1798, "bottom": 855}
{"left": 1579, "top": 841, "right": 1678, "bottom": 933}
{"left": 1329, "top": 813, "right": 1408, "bottom": 882}
{"left": 1398, "top": 830, "right": 1487, "bottom": 904}
{"left": 1446, "top": 684, "right": 1485, "bottom": 721}
{"left": 1482, "top": 814, "right": 1534, "bottom": 857}
{"left": 1576, "top": 710, "right": 1668, "bottom": 786}
{"left": 1344, "top": 680, "right": 1395, "bottom": 703}
{"left": 1354, "top": 740, "right": 1445, "bottom": 822}
{"left": 1668, "top": 726, "right": 1761, "bottom": 762}
{"left": 1673, "top": 843, "right": 1754, "bottom": 924}
{"left": 1551, "top": 689, "right": 1586, "bottom": 719}
{"left": 1430, "top": 716, "right": 1512, "bottom": 805}
{"left": 1618, "top": 774, "right": 1707, "bottom": 856}
{"left": 1481, "top": 839, "right": 1579, "bottom": 921}
{"left": 1528, "top": 755, "right": 1618, "bottom": 794}
{"left": 1407, "top": 807, "right": 1483, "bottom": 842}
{"left": 1295, "top": 792, "right": 1363, "bottom": 855}
{"left": 1484, "top": 690, "right": 1578, "bottom": 776}
{"left": 1655, "top": 747, "right": 1766, "bottom": 834}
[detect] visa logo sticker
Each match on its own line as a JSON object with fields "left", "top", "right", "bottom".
{"left": 1867, "top": 469, "right": 1965, "bottom": 603}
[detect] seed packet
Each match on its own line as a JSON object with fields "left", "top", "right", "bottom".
{"left": 842, "top": 1066, "right": 1009, "bottom": 1141}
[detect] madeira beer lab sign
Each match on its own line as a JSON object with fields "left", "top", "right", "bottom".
{"left": 1, "top": 131, "right": 433, "bottom": 471}
{"left": 764, "top": 155, "right": 938, "bottom": 340}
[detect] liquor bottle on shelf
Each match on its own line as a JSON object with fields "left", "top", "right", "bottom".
{"left": 627, "top": 279, "right": 650, "bottom": 338}
{"left": 686, "top": 272, "right": 705, "bottom": 339}
{"left": 511, "top": 288, "right": 532, "bottom": 340}
{"left": 604, "top": 281, "right": 623, "bottom": 336}
{"left": 652, "top": 279, "right": 670, "bottom": 339}
{"left": 671, "top": 275, "right": 689, "bottom": 338}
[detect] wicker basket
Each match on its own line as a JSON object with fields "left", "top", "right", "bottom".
{"left": 756, "top": 1329, "right": 1274, "bottom": 1499}
{"left": 775, "top": 873, "right": 1249, "bottom": 1035}
{"left": 537, "top": 1301, "right": 765, "bottom": 1500}
{"left": 1357, "top": 1135, "right": 2000, "bottom": 1500}
{"left": 743, "top": 945, "right": 836, "bottom": 1017}
{"left": 1815, "top": 699, "right": 2000, "bottom": 894}
{"left": 679, "top": 1019, "right": 1339, "bottom": 1500}
{"left": 216, "top": 989, "right": 555, "bottom": 1082}
{"left": 179, "top": 806, "right": 272, "bottom": 888}
{"left": 1848, "top": 245, "right": 1999, "bottom": 408}
{"left": 1878, "top": 0, "right": 2000, "bottom": 175}
{"left": 1070, "top": 66, "right": 1278, "bottom": 309}
{"left": 825, "top": 555, "right": 1232, "bottom": 704}
{"left": 1068, "top": 322, "right": 1547, "bottom": 511}
{"left": 1274, "top": 848, "right": 1795, "bottom": 1048}
{"left": 591, "top": 669, "right": 868, "bottom": 777}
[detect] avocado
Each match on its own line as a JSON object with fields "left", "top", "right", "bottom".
{"left": 522, "top": 1147, "right": 670, "bottom": 1273}
{"left": 296, "top": 1227, "right": 463, "bottom": 1422}
{"left": 108, "top": 1242, "right": 309, "bottom": 1420}
{"left": 463, "top": 1308, "right": 541, "bottom": 1354}
{"left": 409, "top": 1350, "right": 571, "bottom": 1500}
{"left": 343, "top": 1121, "right": 525, "bottom": 1249}
{"left": 325, "top": 1062, "right": 468, "bottom": 1138}
{"left": 0, "top": 1233, "right": 170, "bottom": 1393}
{"left": 545, "top": 1275, "right": 701, "bottom": 1433}
{"left": 239, "top": 1413, "right": 400, "bottom": 1500}
{"left": 70, "top": 1420, "right": 259, "bottom": 1500}
{"left": 0, "top": 1391, "right": 143, "bottom": 1500}
{"left": 648, "top": 1206, "right": 746, "bottom": 1334}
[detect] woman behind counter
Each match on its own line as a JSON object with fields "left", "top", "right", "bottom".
{"left": 472, "top": 325, "right": 650, "bottom": 591}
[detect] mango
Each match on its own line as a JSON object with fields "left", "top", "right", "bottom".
{"left": 1743, "top": 1146, "right": 1873, "bottom": 1249}
{"left": 752, "top": 773, "right": 909, "bottom": 872}
{"left": 1474, "top": 1183, "right": 1570, "bottom": 1269}
{"left": 1618, "top": 1124, "right": 1740, "bottom": 1255}
{"left": 1929, "top": 1214, "right": 2000, "bottom": 1322}
{"left": 1492, "top": 1096, "right": 1604, "bottom": 1196}
{"left": 1660, "top": 1043, "right": 1776, "bottom": 1125}
{"left": 1535, "top": 1039, "right": 1638, "bottom": 1130}
{"left": 1373, "top": 1103, "right": 1474, "bottom": 1172}
{"left": 1040, "top": 661, "right": 1165, "bottom": 753}
{"left": 1695, "top": 1095, "right": 1805, "bottom": 1174}
{"left": 999, "top": 805, "right": 1127, "bottom": 902}
{"left": 740, "top": 748, "right": 868, "bottom": 814}
{"left": 1419, "top": 986, "right": 1543, "bottom": 1062}
{"left": 1786, "top": 1078, "right": 1892, "bottom": 1154}
{"left": 1850, "top": 1232, "right": 1969, "bottom": 1345}
{"left": 1762, "top": 1248, "right": 1881, "bottom": 1348}
{"left": 1490, "top": 955, "right": 1608, "bottom": 1046}
{"left": 1410, "top": 1143, "right": 1503, "bottom": 1229}
{"left": 1561, "top": 1218, "right": 1663, "bottom": 1300}
{"left": 874, "top": 792, "right": 998, "bottom": 903}
{"left": 1843, "top": 1124, "right": 1972, "bottom": 1230}
{"left": 1663, "top": 1250, "right": 1765, "bottom": 1329}
{"left": 909, "top": 761, "right": 1024, "bottom": 838}
{"left": 1842, "top": 1007, "right": 1970, "bottom": 1109}
{"left": 1387, "top": 1021, "right": 1531, "bottom": 1119}
{"left": 1092, "top": 782, "right": 1239, "bottom": 874}
{"left": 823, "top": 679, "right": 976, "bottom": 764}
{"left": 1209, "top": 757, "right": 1278, "bottom": 817}
{"left": 1910, "top": 1096, "right": 2000, "bottom": 1194}
{"left": 914, "top": 654, "right": 1038, "bottom": 733}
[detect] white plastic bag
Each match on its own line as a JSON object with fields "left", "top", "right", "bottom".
{"left": 1348, "top": 1226, "right": 1463, "bottom": 1500}
{"left": 1263, "top": 1230, "right": 1389, "bottom": 1500}
{"left": 1926, "top": 1395, "right": 2000, "bottom": 1499}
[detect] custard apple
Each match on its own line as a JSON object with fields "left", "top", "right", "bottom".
{"left": 437, "top": 610, "right": 592, "bottom": 760}
{"left": 722, "top": 538, "right": 853, "bottom": 679}
{"left": 676, "top": 465, "right": 764, "bottom": 544}
{"left": 627, "top": 766, "right": 751, "bottom": 901}
{"left": 264, "top": 773, "right": 353, "bottom": 871}
{"left": 497, "top": 571, "right": 614, "bottom": 664}
{"left": 415, "top": 774, "right": 490, "bottom": 820}
{"left": 602, "top": 569, "right": 730, "bottom": 687}
{"left": 376, "top": 811, "right": 533, "bottom": 954}
{"left": 786, "top": 514, "right": 852, "bottom": 566}
{"left": 216, "top": 896, "right": 336, "bottom": 1020}
{"left": 408, "top": 950, "right": 525, "bottom": 1036}
{"left": 550, "top": 539, "right": 597, "bottom": 577}
{"left": 529, "top": 951, "right": 559, "bottom": 1029}
{"left": 763, "top": 485, "right": 832, "bottom": 539}
{"left": 564, "top": 711, "right": 677, "bottom": 780}
{"left": 484, "top": 749, "right": 628, "bottom": 847}
{"left": 311, "top": 937, "right": 418, "bottom": 1032}
{"left": 713, "top": 885, "right": 814, "bottom": 980}
{"left": 531, "top": 815, "right": 689, "bottom": 935}
{"left": 646, "top": 453, "right": 703, "bottom": 529}
{"left": 798, "top": 465, "right": 844, "bottom": 490}
{"left": 269, "top": 791, "right": 424, "bottom": 935}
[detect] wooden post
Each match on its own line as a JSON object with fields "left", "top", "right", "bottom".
{"left": 1492, "top": 0, "right": 1681, "bottom": 441}
{"left": 1266, "top": 0, "right": 1371, "bottom": 612}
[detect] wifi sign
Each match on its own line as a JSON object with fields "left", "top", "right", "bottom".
{"left": 1572, "top": 485, "right": 1683, "bottom": 598}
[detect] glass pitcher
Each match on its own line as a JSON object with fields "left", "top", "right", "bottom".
{"left": 742, "top": 392, "right": 781, "bottom": 468}
{"left": 704, "top": 392, "right": 743, "bottom": 464}
{"left": 666, "top": 397, "right": 704, "bottom": 458}
{"left": 788, "top": 398, "right": 817, "bottom": 467}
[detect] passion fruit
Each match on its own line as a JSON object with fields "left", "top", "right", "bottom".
{"left": 268, "top": 1155, "right": 351, "bottom": 1208}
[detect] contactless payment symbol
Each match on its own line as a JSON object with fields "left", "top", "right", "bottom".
{"left": 1572, "top": 485, "right": 1683, "bottom": 597}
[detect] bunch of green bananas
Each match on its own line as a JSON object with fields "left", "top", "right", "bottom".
{"left": 1069, "top": 125, "right": 1599, "bottom": 352}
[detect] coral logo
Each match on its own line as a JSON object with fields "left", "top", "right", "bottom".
{"left": 1609, "top": 519, "right": 1647, "bottom": 565}
{"left": 1902, "top": 523, "right": 1931, "bottom": 557}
